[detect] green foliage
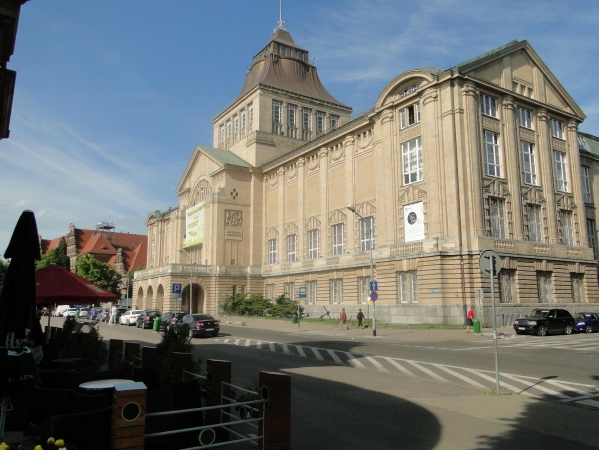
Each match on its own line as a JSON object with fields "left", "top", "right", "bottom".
{"left": 36, "top": 237, "right": 70, "bottom": 270}
{"left": 60, "top": 317, "right": 108, "bottom": 366}
{"left": 268, "top": 294, "right": 304, "bottom": 318}
{"left": 0, "top": 257, "right": 9, "bottom": 284}
{"left": 222, "top": 292, "right": 303, "bottom": 318}
{"left": 75, "top": 254, "right": 120, "bottom": 295}
{"left": 156, "top": 323, "right": 200, "bottom": 386}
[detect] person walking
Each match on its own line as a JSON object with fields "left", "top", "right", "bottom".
{"left": 110, "top": 304, "right": 117, "bottom": 326}
{"left": 466, "top": 306, "right": 475, "bottom": 333}
{"left": 75, "top": 305, "right": 80, "bottom": 320}
{"left": 357, "top": 309, "right": 365, "bottom": 329}
{"left": 339, "top": 308, "right": 347, "bottom": 329}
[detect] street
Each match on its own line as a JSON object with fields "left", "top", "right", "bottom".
{"left": 87, "top": 318, "right": 599, "bottom": 449}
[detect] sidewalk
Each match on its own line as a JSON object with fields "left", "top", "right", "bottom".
{"left": 220, "top": 316, "right": 516, "bottom": 342}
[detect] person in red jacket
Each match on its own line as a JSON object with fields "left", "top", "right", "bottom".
{"left": 466, "top": 306, "right": 475, "bottom": 333}
{"left": 339, "top": 308, "right": 347, "bottom": 329}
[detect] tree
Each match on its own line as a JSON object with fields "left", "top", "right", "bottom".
{"left": 0, "top": 257, "right": 9, "bottom": 284}
{"left": 36, "top": 237, "right": 70, "bottom": 270}
{"left": 75, "top": 254, "right": 120, "bottom": 295}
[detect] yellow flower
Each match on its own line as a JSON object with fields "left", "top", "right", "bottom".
{"left": 47, "top": 437, "right": 55, "bottom": 445}
{"left": 34, "top": 446, "right": 43, "bottom": 450}
{"left": 0, "top": 442, "right": 9, "bottom": 450}
{"left": 54, "top": 440, "right": 65, "bottom": 447}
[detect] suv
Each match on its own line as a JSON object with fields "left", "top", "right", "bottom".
{"left": 159, "top": 311, "right": 186, "bottom": 331}
{"left": 513, "top": 308, "right": 575, "bottom": 336}
{"left": 136, "top": 310, "right": 161, "bottom": 329}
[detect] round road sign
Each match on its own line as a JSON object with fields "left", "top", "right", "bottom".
{"left": 369, "top": 291, "right": 378, "bottom": 301}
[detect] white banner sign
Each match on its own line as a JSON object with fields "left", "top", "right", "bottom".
{"left": 404, "top": 202, "right": 424, "bottom": 242}
{"left": 185, "top": 202, "right": 205, "bottom": 247}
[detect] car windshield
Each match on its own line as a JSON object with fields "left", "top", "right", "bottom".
{"left": 526, "top": 310, "right": 549, "bottom": 319}
{"left": 576, "top": 313, "right": 590, "bottom": 320}
{"left": 192, "top": 314, "right": 214, "bottom": 320}
{"left": 131, "top": 310, "right": 142, "bottom": 314}
{"left": 147, "top": 311, "right": 160, "bottom": 317}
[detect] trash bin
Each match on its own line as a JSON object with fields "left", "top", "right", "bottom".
{"left": 153, "top": 316, "right": 161, "bottom": 332}
{"left": 291, "top": 314, "right": 298, "bottom": 324}
{"left": 473, "top": 319, "right": 481, "bottom": 334}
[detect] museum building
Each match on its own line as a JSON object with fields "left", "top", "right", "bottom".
{"left": 133, "top": 22, "right": 599, "bottom": 325}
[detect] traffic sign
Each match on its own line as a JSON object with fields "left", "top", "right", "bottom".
{"left": 172, "top": 284, "right": 182, "bottom": 294}
{"left": 478, "top": 250, "right": 501, "bottom": 278}
{"left": 369, "top": 291, "right": 378, "bottom": 301}
{"left": 370, "top": 281, "right": 378, "bottom": 291}
{"left": 298, "top": 287, "right": 306, "bottom": 299}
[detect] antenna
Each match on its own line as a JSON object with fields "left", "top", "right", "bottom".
{"left": 275, "top": 0, "right": 287, "bottom": 31}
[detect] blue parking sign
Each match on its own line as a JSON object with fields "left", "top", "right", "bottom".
{"left": 172, "top": 283, "right": 182, "bottom": 294}
{"left": 369, "top": 281, "right": 378, "bottom": 291}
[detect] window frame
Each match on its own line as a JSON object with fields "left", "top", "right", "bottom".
{"left": 489, "top": 197, "right": 506, "bottom": 239}
{"left": 527, "top": 204, "right": 543, "bottom": 243}
{"left": 401, "top": 137, "right": 423, "bottom": 185}
{"left": 307, "top": 229, "right": 319, "bottom": 259}
{"left": 554, "top": 151, "right": 568, "bottom": 192}
{"left": 521, "top": 141, "right": 537, "bottom": 185}
{"left": 286, "top": 234, "right": 297, "bottom": 262}
{"left": 571, "top": 273, "right": 584, "bottom": 303}
{"left": 302, "top": 107, "right": 312, "bottom": 131}
{"left": 581, "top": 166, "right": 592, "bottom": 203}
{"left": 587, "top": 219, "right": 598, "bottom": 260}
{"left": 287, "top": 104, "right": 297, "bottom": 127}
{"left": 398, "top": 271, "right": 418, "bottom": 303}
{"left": 499, "top": 269, "right": 517, "bottom": 303}
{"left": 480, "top": 94, "right": 497, "bottom": 117}
{"left": 330, "top": 114, "right": 339, "bottom": 130}
{"left": 358, "top": 277, "right": 369, "bottom": 304}
{"left": 272, "top": 100, "right": 282, "bottom": 124}
{"left": 484, "top": 130, "right": 501, "bottom": 177}
{"left": 267, "top": 238, "right": 278, "bottom": 265}
{"left": 306, "top": 280, "right": 317, "bottom": 304}
{"left": 518, "top": 107, "right": 533, "bottom": 129}
{"left": 330, "top": 279, "right": 343, "bottom": 304}
{"left": 284, "top": 282, "right": 295, "bottom": 301}
{"left": 559, "top": 210, "right": 574, "bottom": 246}
{"left": 316, "top": 111, "right": 325, "bottom": 134}
{"left": 331, "top": 223, "right": 345, "bottom": 256}
{"left": 400, "top": 103, "right": 421, "bottom": 129}
{"left": 551, "top": 119, "right": 564, "bottom": 139}
{"left": 266, "top": 284, "right": 275, "bottom": 300}
{"left": 359, "top": 217, "right": 375, "bottom": 252}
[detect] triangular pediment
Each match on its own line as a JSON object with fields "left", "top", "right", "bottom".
{"left": 521, "top": 186, "right": 546, "bottom": 204}
{"left": 556, "top": 193, "right": 577, "bottom": 211}
{"left": 398, "top": 184, "right": 427, "bottom": 204}
{"left": 483, "top": 178, "right": 510, "bottom": 198}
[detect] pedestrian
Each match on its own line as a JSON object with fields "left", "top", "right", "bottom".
{"left": 75, "top": 305, "right": 80, "bottom": 319}
{"left": 339, "top": 308, "right": 347, "bottom": 329}
{"left": 357, "top": 308, "right": 365, "bottom": 328}
{"left": 466, "top": 306, "right": 475, "bottom": 333}
{"left": 30, "top": 310, "right": 45, "bottom": 363}
{"left": 110, "top": 304, "right": 117, "bottom": 326}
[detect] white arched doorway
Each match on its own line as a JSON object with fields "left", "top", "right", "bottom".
{"left": 156, "top": 285, "right": 164, "bottom": 313}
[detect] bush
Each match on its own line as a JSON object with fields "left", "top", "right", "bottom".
{"left": 59, "top": 317, "right": 108, "bottom": 366}
{"left": 155, "top": 324, "right": 200, "bottom": 386}
{"left": 222, "top": 292, "right": 303, "bottom": 318}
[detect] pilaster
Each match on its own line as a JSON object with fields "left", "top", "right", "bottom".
{"left": 344, "top": 135, "right": 356, "bottom": 250}
{"left": 297, "top": 158, "right": 306, "bottom": 259}
{"left": 567, "top": 120, "right": 587, "bottom": 246}
{"left": 277, "top": 167, "right": 286, "bottom": 262}
{"left": 502, "top": 95, "right": 523, "bottom": 240}
{"left": 379, "top": 110, "right": 395, "bottom": 245}
{"left": 319, "top": 147, "right": 329, "bottom": 257}
{"left": 537, "top": 109, "right": 558, "bottom": 243}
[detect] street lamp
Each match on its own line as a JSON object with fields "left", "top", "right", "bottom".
{"left": 347, "top": 205, "right": 376, "bottom": 337}
{"left": 178, "top": 249, "right": 193, "bottom": 314}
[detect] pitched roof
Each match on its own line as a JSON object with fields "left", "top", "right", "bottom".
{"left": 454, "top": 40, "right": 520, "bottom": 70}
{"left": 199, "top": 145, "right": 252, "bottom": 168}
{"left": 579, "top": 132, "right": 599, "bottom": 157}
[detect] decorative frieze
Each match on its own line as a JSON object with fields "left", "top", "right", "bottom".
{"left": 519, "top": 128, "right": 535, "bottom": 143}
{"left": 390, "top": 242, "right": 423, "bottom": 256}
{"left": 398, "top": 123, "right": 421, "bottom": 143}
{"left": 533, "top": 244, "right": 551, "bottom": 254}
{"left": 553, "top": 139, "right": 566, "bottom": 151}
{"left": 482, "top": 117, "right": 500, "bottom": 132}
{"left": 494, "top": 240, "right": 515, "bottom": 251}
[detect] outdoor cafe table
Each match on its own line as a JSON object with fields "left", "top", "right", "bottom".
{"left": 79, "top": 379, "right": 134, "bottom": 393}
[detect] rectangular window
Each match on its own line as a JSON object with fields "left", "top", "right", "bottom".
{"left": 554, "top": 151, "right": 568, "bottom": 192}
{"left": 581, "top": 166, "right": 592, "bottom": 203}
{"left": 248, "top": 104, "right": 253, "bottom": 130}
{"left": 266, "top": 284, "right": 275, "bottom": 300}
{"left": 489, "top": 197, "right": 506, "bottom": 239}
{"left": 358, "top": 277, "right": 369, "bottom": 304}
{"left": 499, "top": 270, "right": 516, "bottom": 303}
{"left": 302, "top": 108, "right": 312, "bottom": 130}
{"left": 551, "top": 119, "right": 563, "bottom": 139}
{"left": 226, "top": 121, "right": 232, "bottom": 140}
{"left": 287, "top": 104, "right": 297, "bottom": 127}
{"left": 398, "top": 271, "right": 418, "bottom": 303}
{"left": 306, "top": 281, "right": 317, "bottom": 304}
{"left": 268, "top": 238, "right": 278, "bottom": 265}
{"left": 240, "top": 111, "right": 246, "bottom": 137}
{"left": 316, "top": 111, "right": 325, "bottom": 133}
{"left": 480, "top": 94, "right": 497, "bottom": 117}
{"left": 518, "top": 107, "right": 533, "bottom": 129}
{"left": 284, "top": 282, "right": 295, "bottom": 301}
{"left": 287, "top": 234, "right": 297, "bottom": 262}
{"left": 537, "top": 271, "right": 552, "bottom": 303}
{"left": 331, "top": 223, "right": 345, "bottom": 255}
{"left": 559, "top": 210, "right": 574, "bottom": 246}
{"left": 400, "top": 103, "right": 421, "bottom": 129}
{"left": 571, "top": 274, "right": 584, "bottom": 303}
{"left": 330, "top": 114, "right": 339, "bottom": 130}
{"left": 219, "top": 125, "right": 225, "bottom": 145}
{"left": 359, "top": 217, "right": 375, "bottom": 251}
{"left": 528, "top": 87, "right": 533, "bottom": 98}
{"left": 484, "top": 130, "right": 501, "bottom": 177}
{"left": 527, "top": 204, "right": 543, "bottom": 243}
{"left": 521, "top": 141, "right": 537, "bottom": 185}
{"left": 233, "top": 115, "right": 239, "bottom": 139}
{"left": 401, "top": 137, "right": 423, "bottom": 185}
{"left": 272, "top": 100, "right": 282, "bottom": 124}
{"left": 330, "top": 279, "right": 343, "bottom": 304}
{"left": 587, "top": 219, "right": 598, "bottom": 260}
{"left": 308, "top": 229, "right": 319, "bottom": 259}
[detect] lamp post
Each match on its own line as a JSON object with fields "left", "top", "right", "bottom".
{"left": 347, "top": 205, "right": 376, "bottom": 337}
{"left": 178, "top": 249, "right": 193, "bottom": 314}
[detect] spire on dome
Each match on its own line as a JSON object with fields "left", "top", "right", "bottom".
{"left": 275, "top": 0, "right": 287, "bottom": 32}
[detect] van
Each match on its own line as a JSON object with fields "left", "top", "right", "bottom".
{"left": 53, "top": 305, "right": 71, "bottom": 317}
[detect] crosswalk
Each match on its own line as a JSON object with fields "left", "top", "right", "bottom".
{"left": 214, "top": 336, "right": 599, "bottom": 409}
{"left": 492, "top": 335, "right": 599, "bottom": 352}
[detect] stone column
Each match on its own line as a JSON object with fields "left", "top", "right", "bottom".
{"left": 278, "top": 167, "right": 286, "bottom": 262}
{"left": 537, "top": 109, "right": 558, "bottom": 243}
{"left": 297, "top": 158, "right": 306, "bottom": 259}
{"left": 567, "top": 120, "right": 588, "bottom": 246}
{"left": 378, "top": 110, "right": 395, "bottom": 245}
{"left": 502, "top": 95, "right": 523, "bottom": 240}
{"left": 344, "top": 135, "right": 356, "bottom": 251}
{"left": 319, "top": 147, "right": 329, "bottom": 257}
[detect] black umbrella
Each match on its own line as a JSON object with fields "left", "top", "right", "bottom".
{"left": 0, "top": 210, "right": 40, "bottom": 348}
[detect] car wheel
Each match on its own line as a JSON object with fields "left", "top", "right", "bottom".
{"left": 586, "top": 326, "right": 592, "bottom": 334}
{"left": 537, "top": 325, "right": 547, "bottom": 336}
{"left": 564, "top": 324, "right": 573, "bottom": 335}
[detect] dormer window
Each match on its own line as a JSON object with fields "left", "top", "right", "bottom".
{"left": 400, "top": 103, "right": 420, "bottom": 129}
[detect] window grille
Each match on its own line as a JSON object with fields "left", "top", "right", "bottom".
{"left": 559, "top": 210, "right": 574, "bottom": 246}
{"left": 499, "top": 270, "right": 516, "bottom": 303}
{"left": 484, "top": 130, "right": 501, "bottom": 177}
{"left": 308, "top": 229, "right": 319, "bottom": 259}
{"left": 537, "top": 271, "right": 552, "bottom": 303}
{"left": 489, "top": 197, "right": 506, "bottom": 239}
{"left": 398, "top": 271, "right": 418, "bottom": 303}
{"left": 331, "top": 223, "right": 345, "bottom": 255}
{"left": 571, "top": 274, "right": 584, "bottom": 303}
{"left": 359, "top": 217, "right": 375, "bottom": 251}
{"left": 527, "top": 204, "right": 542, "bottom": 242}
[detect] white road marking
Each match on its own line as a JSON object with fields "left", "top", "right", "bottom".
{"left": 311, "top": 347, "right": 324, "bottom": 361}
{"left": 234, "top": 339, "right": 240, "bottom": 345}
{"left": 500, "top": 373, "right": 570, "bottom": 399}
{"left": 245, "top": 339, "right": 251, "bottom": 347}
{"left": 295, "top": 345, "right": 307, "bottom": 358}
{"left": 460, "top": 368, "right": 536, "bottom": 397}
{"left": 431, "top": 364, "right": 486, "bottom": 388}
{"left": 383, "top": 357, "right": 416, "bottom": 378}
{"left": 224, "top": 338, "right": 230, "bottom": 343}
{"left": 269, "top": 342, "right": 276, "bottom": 352}
{"left": 327, "top": 349, "right": 343, "bottom": 364}
{"left": 406, "top": 360, "right": 449, "bottom": 383}
{"left": 576, "top": 399, "right": 599, "bottom": 408}
{"left": 365, "top": 356, "right": 389, "bottom": 373}
{"left": 256, "top": 340, "right": 262, "bottom": 350}
{"left": 344, "top": 352, "right": 366, "bottom": 369}
{"left": 282, "top": 344, "right": 290, "bottom": 354}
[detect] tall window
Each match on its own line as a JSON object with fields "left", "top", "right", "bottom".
{"left": 287, "top": 234, "right": 297, "bottom": 262}
{"left": 521, "top": 141, "right": 537, "bottom": 185}
{"left": 331, "top": 223, "right": 345, "bottom": 255}
{"left": 226, "top": 121, "right": 232, "bottom": 141}
{"left": 307, "top": 229, "right": 319, "bottom": 259}
{"left": 489, "top": 197, "right": 506, "bottom": 238}
{"left": 316, "top": 111, "right": 325, "bottom": 133}
{"left": 284, "top": 282, "right": 295, "bottom": 301}
{"left": 559, "top": 210, "right": 574, "bottom": 246}
{"left": 587, "top": 219, "right": 598, "bottom": 260}
{"left": 551, "top": 119, "right": 563, "bottom": 139}
{"left": 248, "top": 104, "right": 253, "bottom": 131}
{"left": 484, "top": 130, "right": 501, "bottom": 177}
{"left": 330, "top": 114, "right": 339, "bottom": 130}
{"left": 401, "top": 137, "right": 423, "bottom": 184}
{"left": 518, "top": 107, "right": 533, "bottom": 129}
{"left": 400, "top": 103, "right": 421, "bottom": 129}
{"left": 287, "top": 104, "right": 297, "bottom": 127}
{"left": 359, "top": 217, "right": 374, "bottom": 251}
{"left": 268, "top": 239, "right": 278, "bottom": 265}
{"left": 537, "top": 271, "right": 552, "bottom": 303}
{"left": 581, "top": 166, "right": 592, "bottom": 203}
{"left": 151, "top": 240, "right": 155, "bottom": 261}
{"left": 266, "top": 284, "right": 275, "bottom": 300}
{"left": 527, "top": 204, "right": 542, "bottom": 242}
{"left": 240, "top": 111, "right": 246, "bottom": 137}
{"left": 233, "top": 115, "right": 239, "bottom": 140}
{"left": 302, "top": 108, "right": 312, "bottom": 132}
{"left": 480, "top": 94, "right": 497, "bottom": 117}
{"left": 499, "top": 270, "right": 516, "bottom": 303}
{"left": 398, "top": 271, "right": 418, "bottom": 303}
{"left": 571, "top": 274, "right": 584, "bottom": 303}
{"left": 358, "top": 277, "right": 369, "bottom": 304}
{"left": 554, "top": 151, "right": 568, "bottom": 192}
{"left": 330, "top": 279, "right": 343, "bottom": 304}
{"left": 219, "top": 125, "right": 225, "bottom": 145}
{"left": 272, "top": 100, "right": 282, "bottom": 124}
{"left": 306, "top": 281, "right": 317, "bottom": 304}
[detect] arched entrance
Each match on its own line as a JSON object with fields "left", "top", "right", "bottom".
{"left": 156, "top": 285, "right": 164, "bottom": 313}
{"left": 146, "top": 286, "right": 154, "bottom": 311}
{"left": 137, "top": 287, "right": 144, "bottom": 308}
{"left": 181, "top": 283, "right": 204, "bottom": 314}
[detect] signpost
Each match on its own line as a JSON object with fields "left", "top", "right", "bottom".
{"left": 478, "top": 250, "right": 502, "bottom": 393}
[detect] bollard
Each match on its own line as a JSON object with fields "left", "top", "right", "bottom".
{"left": 205, "top": 359, "right": 231, "bottom": 442}
{"left": 111, "top": 381, "right": 147, "bottom": 450}
{"left": 258, "top": 371, "right": 291, "bottom": 450}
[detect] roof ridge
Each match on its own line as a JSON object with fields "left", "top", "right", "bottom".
{"left": 454, "top": 40, "right": 520, "bottom": 69}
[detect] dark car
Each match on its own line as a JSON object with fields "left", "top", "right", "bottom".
{"left": 182, "top": 314, "right": 219, "bottom": 338}
{"left": 159, "top": 311, "right": 186, "bottom": 331}
{"left": 513, "top": 308, "right": 575, "bottom": 336}
{"left": 574, "top": 312, "right": 599, "bottom": 333}
{"left": 136, "top": 310, "right": 161, "bottom": 329}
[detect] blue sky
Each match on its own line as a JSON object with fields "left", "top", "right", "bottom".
{"left": 1, "top": 0, "right": 598, "bottom": 253}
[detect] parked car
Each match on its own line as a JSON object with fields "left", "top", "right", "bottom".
{"left": 53, "top": 305, "right": 71, "bottom": 317}
{"left": 79, "top": 307, "right": 90, "bottom": 318}
{"left": 513, "top": 308, "right": 576, "bottom": 336}
{"left": 99, "top": 308, "right": 111, "bottom": 322}
{"left": 159, "top": 311, "right": 186, "bottom": 331}
{"left": 62, "top": 307, "right": 78, "bottom": 317}
{"left": 182, "top": 314, "right": 219, "bottom": 338}
{"left": 574, "top": 312, "right": 599, "bottom": 333}
{"left": 119, "top": 310, "right": 143, "bottom": 326}
{"left": 136, "top": 310, "right": 161, "bottom": 329}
